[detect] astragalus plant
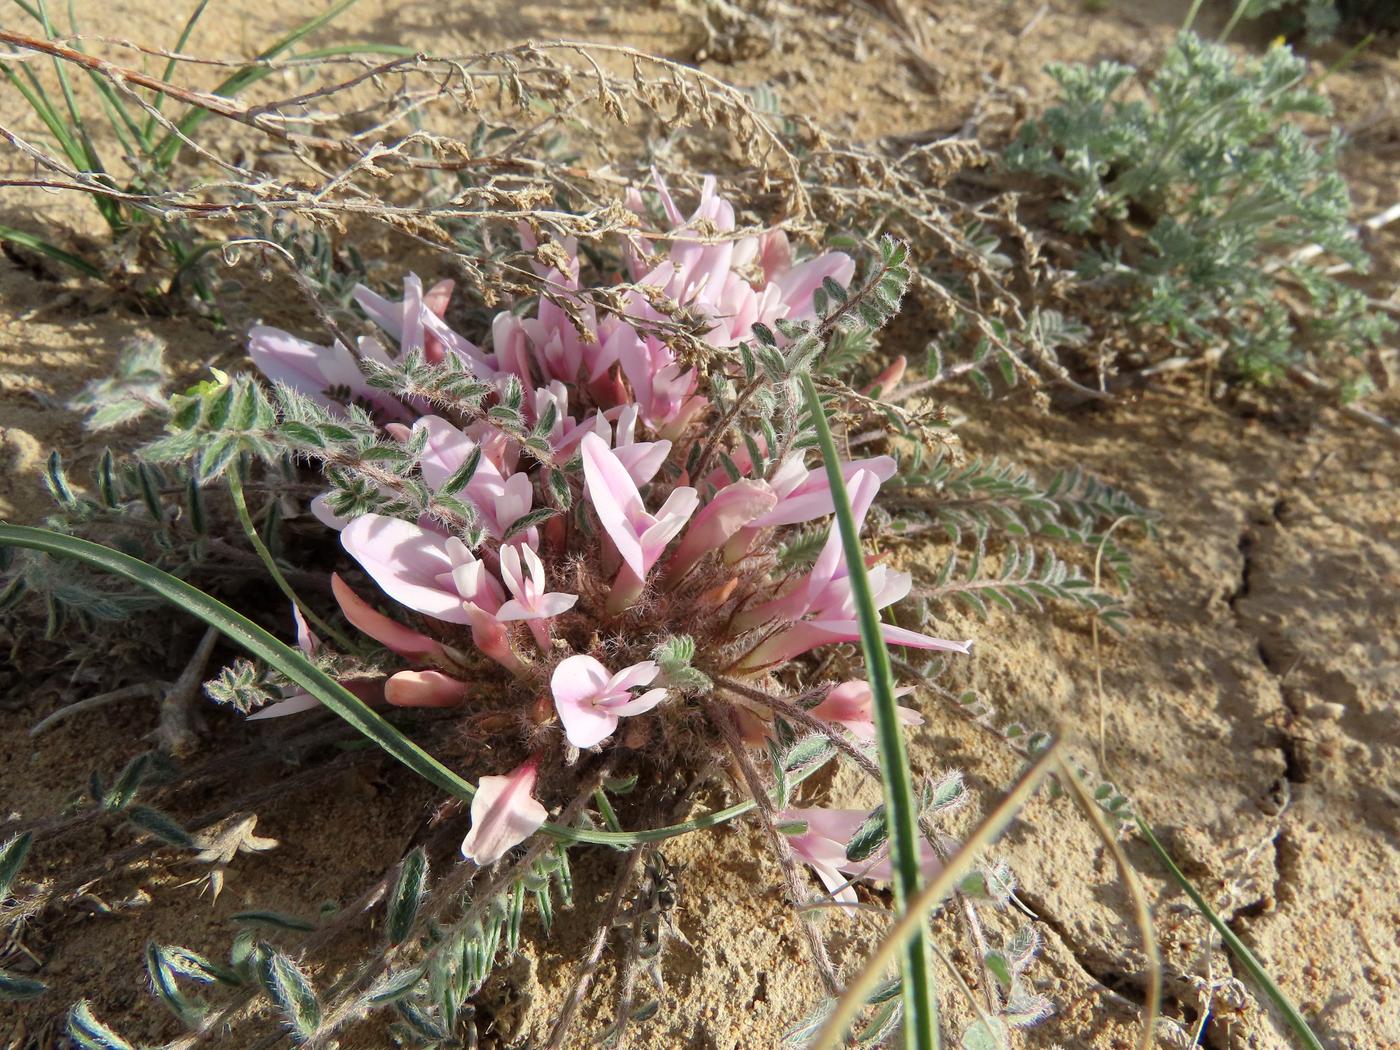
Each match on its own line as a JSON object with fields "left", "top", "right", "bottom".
{"left": 1, "top": 173, "right": 1073, "bottom": 1048}
{"left": 0, "top": 27, "right": 1161, "bottom": 1045}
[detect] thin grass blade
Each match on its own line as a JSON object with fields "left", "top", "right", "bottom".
{"left": 800, "top": 372, "right": 939, "bottom": 1050}
{"left": 0, "top": 523, "right": 479, "bottom": 803}
{"left": 152, "top": 42, "right": 417, "bottom": 169}
{"left": 0, "top": 224, "right": 102, "bottom": 277}
{"left": 141, "top": 0, "right": 212, "bottom": 147}
{"left": 1135, "top": 816, "right": 1325, "bottom": 1050}
{"left": 149, "top": 0, "right": 414, "bottom": 168}
{"left": 808, "top": 744, "right": 1061, "bottom": 1050}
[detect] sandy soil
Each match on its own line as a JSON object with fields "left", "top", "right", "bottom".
{"left": 2, "top": 1, "right": 1397, "bottom": 1048}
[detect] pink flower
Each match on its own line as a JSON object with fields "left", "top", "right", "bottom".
{"left": 463, "top": 601, "right": 528, "bottom": 676}
{"left": 734, "top": 470, "right": 971, "bottom": 670}
{"left": 340, "top": 516, "right": 503, "bottom": 625}
{"left": 247, "top": 327, "right": 408, "bottom": 422}
{"left": 607, "top": 404, "right": 672, "bottom": 487}
{"left": 779, "top": 807, "right": 942, "bottom": 904}
{"left": 246, "top": 604, "right": 384, "bottom": 720}
{"left": 550, "top": 654, "right": 667, "bottom": 748}
{"left": 353, "top": 273, "right": 495, "bottom": 377}
{"left": 772, "top": 251, "right": 856, "bottom": 323}
{"left": 808, "top": 680, "right": 923, "bottom": 741}
{"left": 385, "top": 669, "right": 470, "bottom": 708}
{"left": 624, "top": 175, "right": 853, "bottom": 341}
{"left": 460, "top": 756, "right": 549, "bottom": 865}
{"left": 330, "top": 574, "right": 446, "bottom": 660}
{"left": 579, "top": 432, "right": 698, "bottom": 581}
{"left": 747, "top": 455, "right": 897, "bottom": 529}
{"left": 291, "top": 603, "right": 319, "bottom": 656}
{"left": 496, "top": 543, "right": 578, "bottom": 649}
{"left": 667, "top": 479, "right": 778, "bottom": 579}
{"left": 410, "top": 418, "right": 535, "bottom": 540}
{"left": 421, "top": 278, "right": 455, "bottom": 364}
{"left": 610, "top": 322, "right": 705, "bottom": 434}
{"left": 864, "top": 355, "right": 906, "bottom": 397}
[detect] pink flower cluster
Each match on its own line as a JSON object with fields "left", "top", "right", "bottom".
{"left": 248, "top": 178, "right": 971, "bottom": 892}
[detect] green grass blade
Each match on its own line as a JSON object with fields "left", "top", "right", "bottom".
{"left": 0, "top": 223, "right": 102, "bottom": 277}
{"left": 800, "top": 373, "right": 940, "bottom": 1050}
{"left": 151, "top": 42, "right": 417, "bottom": 170}
{"left": 0, "top": 523, "right": 479, "bottom": 803}
{"left": 0, "top": 62, "right": 88, "bottom": 170}
{"left": 83, "top": 70, "right": 144, "bottom": 158}
{"left": 150, "top": 0, "right": 388, "bottom": 168}
{"left": 1135, "top": 816, "right": 1325, "bottom": 1050}
{"left": 15, "top": 0, "right": 124, "bottom": 230}
{"left": 226, "top": 463, "right": 356, "bottom": 651}
{"left": 0, "top": 523, "right": 822, "bottom": 851}
{"left": 141, "top": 0, "right": 212, "bottom": 147}
{"left": 65, "top": 0, "right": 146, "bottom": 155}
{"left": 31, "top": 1, "right": 105, "bottom": 175}
{"left": 809, "top": 744, "right": 1061, "bottom": 1050}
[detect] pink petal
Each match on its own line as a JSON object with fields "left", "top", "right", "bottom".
{"left": 610, "top": 687, "right": 667, "bottom": 716}
{"left": 613, "top": 441, "right": 671, "bottom": 487}
{"left": 551, "top": 654, "right": 619, "bottom": 748}
{"left": 341, "top": 516, "right": 471, "bottom": 624}
{"left": 580, "top": 433, "right": 646, "bottom": 576}
{"left": 331, "top": 574, "right": 445, "bottom": 660}
{"left": 291, "top": 604, "right": 319, "bottom": 657}
{"left": 499, "top": 545, "right": 526, "bottom": 599}
{"left": 749, "top": 456, "right": 898, "bottom": 529}
{"left": 534, "top": 592, "right": 579, "bottom": 617}
{"left": 310, "top": 493, "right": 352, "bottom": 532}
{"left": 783, "top": 807, "right": 871, "bottom": 845}
{"left": 668, "top": 479, "right": 777, "bottom": 577}
{"left": 413, "top": 416, "right": 476, "bottom": 491}
{"left": 607, "top": 660, "right": 660, "bottom": 693}
{"left": 423, "top": 279, "right": 454, "bottom": 364}
{"left": 557, "top": 698, "right": 619, "bottom": 749}
{"left": 385, "top": 670, "right": 470, "bottom": 708}
{"left": 464, "top": 603, "right": 528, "bottom": 675}
{"left": 870, "top": 623, "right": 973, "bottom": 654}
{"left": 637, "top": 487, "right": 700, "bottom": 569}
{"left": 550, "top": 654, "right": 610, "bottom": 708}
{"left": 460, "top": 758, "right": 549, "bottom": 865}
{"left": 810, "top": 680, "right": 871, "bottom": 723}
{"left": 246, "top": 692, "right": 323, "bottom": 720}
{"left": 757, "top": 229, "right": 792, "bottom": 282}
{"left": 811, "top": 861, "right": 859, "bottom": 905}
{"left": 247, "top": 678, "right": 383, "bottom": 721}
{"left": 775, "top": 252, "right": 856, "bottom": 322}
{"left": 806, "top": 469, "right": 882, "bottom": 598}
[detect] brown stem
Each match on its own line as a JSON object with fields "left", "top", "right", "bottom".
{"left": 156, "top": 625, "right": 219, "bottom": 756}
{"left": 608, "top": 881, "right": 653, "bottom": 1050}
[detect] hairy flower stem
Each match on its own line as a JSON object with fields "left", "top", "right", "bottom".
{"left": 706, "top": 699, "right": 840, "bottom": 996}
{"left": 607, "top": 850, "right": 656, "bottom": 1050}
{"left": 227, "top": 464, "right": 355, "bottom": 650}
